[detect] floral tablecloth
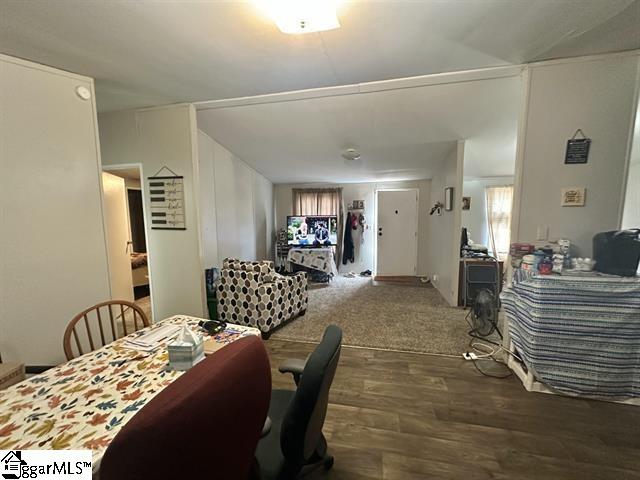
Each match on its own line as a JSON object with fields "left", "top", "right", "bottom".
{"left": 0, "top": 315, "right": 259, "bottom": 471}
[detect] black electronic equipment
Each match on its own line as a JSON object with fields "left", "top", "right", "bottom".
{"left": 287, "top": 215, "right": 338, "bottom": 247}
{"left": 198, "top": 319, "right": 227, "bottom": 335}
{"left": 593, "top": 229, "right": 640, "bottom": 277}
{"left": 462, "top": 257, "right": 499, "bottom": 308}
{"left": 469, "top": 289, "right": 501, "bottom": 339}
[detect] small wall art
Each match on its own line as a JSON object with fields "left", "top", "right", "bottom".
{"left": 148, "top": 166, "right": 186, "bottom": 229}
{"left": 561, "top": 187, "right": 586, "bottom": 207}
{"left": 351, "top": 199, "right": 364, "bottom": 210}
{"left": 565, "top": 129, "right": 591, "bottom": 165}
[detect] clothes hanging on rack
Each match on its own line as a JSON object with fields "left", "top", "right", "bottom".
{"left": 351, "top": 212, "right": 359, "bottom": 230}
{"left": 359, "top": 213, "right": 366, "bottom": 245}
{"left": 342, "top": 212, "right": 355, "bottom": 265}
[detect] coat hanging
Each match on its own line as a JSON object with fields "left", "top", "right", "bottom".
{"left": 342, "top": 212, "right": 355, "bottom": 265}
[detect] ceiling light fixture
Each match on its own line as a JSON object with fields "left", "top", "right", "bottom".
{"left": 341, "top": 148, "right": 361, "bottom": 161}
{"left": 256, "top": 0, "right": 341, "bottom": 34}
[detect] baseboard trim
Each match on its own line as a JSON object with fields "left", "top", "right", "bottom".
{"left": 373, "top": 275, "right": 418, "bottom": 282}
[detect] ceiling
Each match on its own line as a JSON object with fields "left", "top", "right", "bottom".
{"left": 0, "top": 0, "right": 638, "bottom": 112}
{"left": 105, "top": 167, "right": 141, "bottom": 182}
{"left": 197, "top": 73, "right": 522, "bottom": 183}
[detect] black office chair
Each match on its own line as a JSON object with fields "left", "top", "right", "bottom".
{"left": 256, "top": 325, "right": 342, "bottom": 480}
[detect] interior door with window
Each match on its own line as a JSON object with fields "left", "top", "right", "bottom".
{"left": 376, "top": 190, "right": 418, "bottom": 276}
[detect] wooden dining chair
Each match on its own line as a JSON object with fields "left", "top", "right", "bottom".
{"left": 63, "top": 300, "right": 150, "bottom": 360}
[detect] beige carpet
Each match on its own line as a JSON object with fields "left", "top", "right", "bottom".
{"left": 271, "top": 276, "right": 477, "bottom": 356}
{"left": 118, "top": 296, "right": 152, "bottom": 335}
{"left": 134, "top": 295, "right": 152, "bottom": 323}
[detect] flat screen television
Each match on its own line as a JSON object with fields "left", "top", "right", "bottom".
{"left": 287, "top": 215, "right": 338, "bottom": 247}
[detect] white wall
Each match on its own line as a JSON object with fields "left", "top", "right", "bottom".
{"left": 514, "top": 53, "right": 640, "bottom": 256}
{"left": 462, "top": 177, "right": 515, "bottom": 248}
{"left": 197, "top": 131, "right": 219, "bottom": 268}
{"left": 253, "top": 172, "right": 275, "bottom": 260}
{"left": 233, "top": 159, "right": 257, "bottom": 260}
{"left": 99, "top": 105, "right": 206, "bottom": 321}
{"left": 622, "top": 163, "right": 640, "bottom": 229}
{"left": 622, "top": 101, "right": 640, "bottom": 230}
{"left": 0, "top": 54, "right": 111, "bottom": 365}
{"left": 197, "top": 131, "right": 274, "bottom": 267}
{"left": 426, "top": 142, "right": 465, "bottom": 306}
{"left": 274, "top": 180, "right": 431, "bottom": 275}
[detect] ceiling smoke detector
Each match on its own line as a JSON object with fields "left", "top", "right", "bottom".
{"left": 341, "top": 148, "right": 361, "bottom": 161}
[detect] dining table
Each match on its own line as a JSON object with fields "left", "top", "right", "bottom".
{"left": 0, "top": 315, "right": 260, "bottom": 475}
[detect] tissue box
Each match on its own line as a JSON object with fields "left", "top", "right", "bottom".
{"left": 168, "top": 330, "right": 204, "bottom": 371}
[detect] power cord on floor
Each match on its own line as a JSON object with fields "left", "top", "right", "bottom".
{"left": 463, "top": 309, "right": 523, "bottom": 379}
{"left": 464, "top": 309, "right": 523, "bottom": 362}
{"left": 466, "top": 340, "right": 513, "bottom": 379}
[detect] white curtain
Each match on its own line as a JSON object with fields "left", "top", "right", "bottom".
{"left": 485, "top": 186, "right": 514, "bottom": 261}
{"left": 292, "top": 188, "right": 341, "bottom": 216}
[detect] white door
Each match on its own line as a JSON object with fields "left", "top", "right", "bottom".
{"left": 376, "top": 190, "right": 418, "bottom": 276}
{"left": 102, "top": 172, "right": 134, "bottom": 301}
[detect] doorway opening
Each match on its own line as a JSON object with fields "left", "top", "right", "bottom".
{"left": 102, "top": 165, "right": 153, "bottom": 322}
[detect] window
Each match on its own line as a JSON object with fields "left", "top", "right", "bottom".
{"left": 485, "top": 186, "right": 513, "bottom": 261}
{"left": 292, "top": 188, "right": 343, "bottom": 258}
{"left": 292, "top": 188, "right": 341, "bottom": 216}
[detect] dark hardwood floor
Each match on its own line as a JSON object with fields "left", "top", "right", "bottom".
{"left": 266, "top": 339, "right": 640, "bottom": 480}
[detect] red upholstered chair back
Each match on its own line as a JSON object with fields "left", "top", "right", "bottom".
{"left": 100, "top": 336, "right": 271, "bottom": 480}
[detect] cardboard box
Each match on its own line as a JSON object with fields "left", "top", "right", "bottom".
{"left": 0, "top": 363, "right": 26, "bottom": 390}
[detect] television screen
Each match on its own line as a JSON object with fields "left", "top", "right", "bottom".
{"left": 287, "top": 215, "right": 338, "bottom": 247}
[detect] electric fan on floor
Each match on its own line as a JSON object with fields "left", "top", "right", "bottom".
{"left": 469, "top": 289, "right": 501, "bottom": 339}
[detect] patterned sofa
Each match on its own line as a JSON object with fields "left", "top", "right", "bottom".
{"left": 217, "top": 258, "right": 308, "bottom": 336}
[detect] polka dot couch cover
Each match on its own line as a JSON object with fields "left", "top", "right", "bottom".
{"left": 217, "top": 258, "right": 308, "bottom": 333}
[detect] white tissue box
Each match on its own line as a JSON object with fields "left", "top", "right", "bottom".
{"left": 167, "top": 325, "right": 204, "bottom": 371}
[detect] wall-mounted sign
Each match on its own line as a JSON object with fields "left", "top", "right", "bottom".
{"left": 565, "top": 129, "right": 591, "bottom": 164}
{"left": 561, "top": 187, "right": 586, "bottom": 207}
{"left": 148, "top": 166, "right": 186, "bottom": 230}
{"left": 351, "top": 200, "right": 364, "bottom": 210}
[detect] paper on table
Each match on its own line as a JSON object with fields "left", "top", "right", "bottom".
{"left": 122, "top": 324, "right": 181, "bottom": 352}
{"left": 203, "top": 328, "right": 252, "bottom": 355}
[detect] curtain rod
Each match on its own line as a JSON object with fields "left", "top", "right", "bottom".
{"left": 292, "top": 187, "right": 342, "bottom": 193}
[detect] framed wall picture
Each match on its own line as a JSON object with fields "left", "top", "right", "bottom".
{"left": 352, "top": 199, "right": 364, "bottom": 210}
{"left": 561, "top": 187, "right": 586, "bottom": 207}
{"left": 444, "top": 187, "right": 453, "bottom": 211}
{"left": 462, "top": 197, "right": 471, "bottom": 210}
{"left": 565, "top": 129, "right": 591, "bottom": 164}
{"left": 148, "top": 166, "right": 186, "bottom": 229}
